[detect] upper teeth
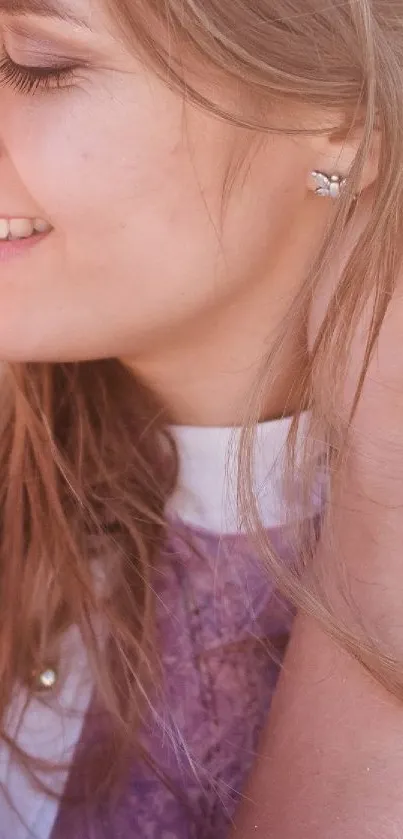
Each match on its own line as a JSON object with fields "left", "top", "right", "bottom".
{"left": 0, "top": 218, "right": 51, "bottom": 241}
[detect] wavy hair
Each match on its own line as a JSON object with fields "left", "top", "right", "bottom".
{"left": 2, "top": 0, "right": 403, "bottom": 798}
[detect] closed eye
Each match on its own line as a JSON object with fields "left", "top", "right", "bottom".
{"left": 0, "top": 53, "right": 78, "bottom": 94}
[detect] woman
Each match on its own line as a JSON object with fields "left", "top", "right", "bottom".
{"left": 0, "top": 1, "right": 401, "bottom": 837}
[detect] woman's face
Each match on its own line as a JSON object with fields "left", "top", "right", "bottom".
{"left": 0, "top": 0, "right": 319, "bottom": 363}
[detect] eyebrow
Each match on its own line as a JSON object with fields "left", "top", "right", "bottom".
{"left": 0, "top": 0, "right": 90, "bottom": 28}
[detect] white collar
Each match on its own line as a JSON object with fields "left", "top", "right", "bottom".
{"left": 167, "top": 414, "right": 310, "bottom": 534}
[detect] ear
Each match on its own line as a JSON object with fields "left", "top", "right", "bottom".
{"left": 308, "top": 126, "right": 380, "bottom": 195}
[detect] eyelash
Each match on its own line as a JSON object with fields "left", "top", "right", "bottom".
{"left": 0, "top": 54, "right": 76, "bottom": 95}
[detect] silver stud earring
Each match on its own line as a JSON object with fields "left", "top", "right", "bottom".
{"left": 311, "top": 171, "right": 346, "bottom": 199}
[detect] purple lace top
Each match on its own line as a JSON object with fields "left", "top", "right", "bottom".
{"left": 51, "top": 520, "right": 294, "bottom": 839}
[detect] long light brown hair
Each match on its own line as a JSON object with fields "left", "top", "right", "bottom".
{"left": 2, "top": 0, "right": 403, "bottom": 797}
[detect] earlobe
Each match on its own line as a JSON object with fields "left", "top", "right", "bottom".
{"left": 308, "top": 127, "right": 380, "bottom": 197}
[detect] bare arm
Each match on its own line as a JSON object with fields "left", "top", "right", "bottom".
{"left": 233, "top": 459, "right": 403, "bottom": 838}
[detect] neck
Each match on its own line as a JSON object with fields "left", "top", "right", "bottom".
{"left": 130, "top": 198, "right": 331, "bottom": 426}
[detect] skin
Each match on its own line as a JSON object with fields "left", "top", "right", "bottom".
{"left": 233, "top": 461, "right": 403, "bottom": 839}
{"left": 3, "top": 3, "right": 403, "bottom": 836}
{"left": 233, "top": 199, "right": 403, "bottom": 839}
{"left": 0, "top": 0, "right": 340, "bottom": 424}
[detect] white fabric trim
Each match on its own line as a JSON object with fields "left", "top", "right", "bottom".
{"left": 168, "top": 413, "right": 310, "bottom": 533}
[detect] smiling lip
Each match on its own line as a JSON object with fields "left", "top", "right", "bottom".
{"left": 0, "top": 230, "right": 51, "bottom": 264}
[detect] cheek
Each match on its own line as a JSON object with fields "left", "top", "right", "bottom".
{"left": 6, "top": 101, "right": 171, "bottom": 227}
{"left": 218, "top": 134, "right": 315, "bottom": 276}
{"left": 2, "top": 85, "right": 238, "bottom": 311}
{"left": 3, "top": 80, "right": 227, "bottom": 244}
